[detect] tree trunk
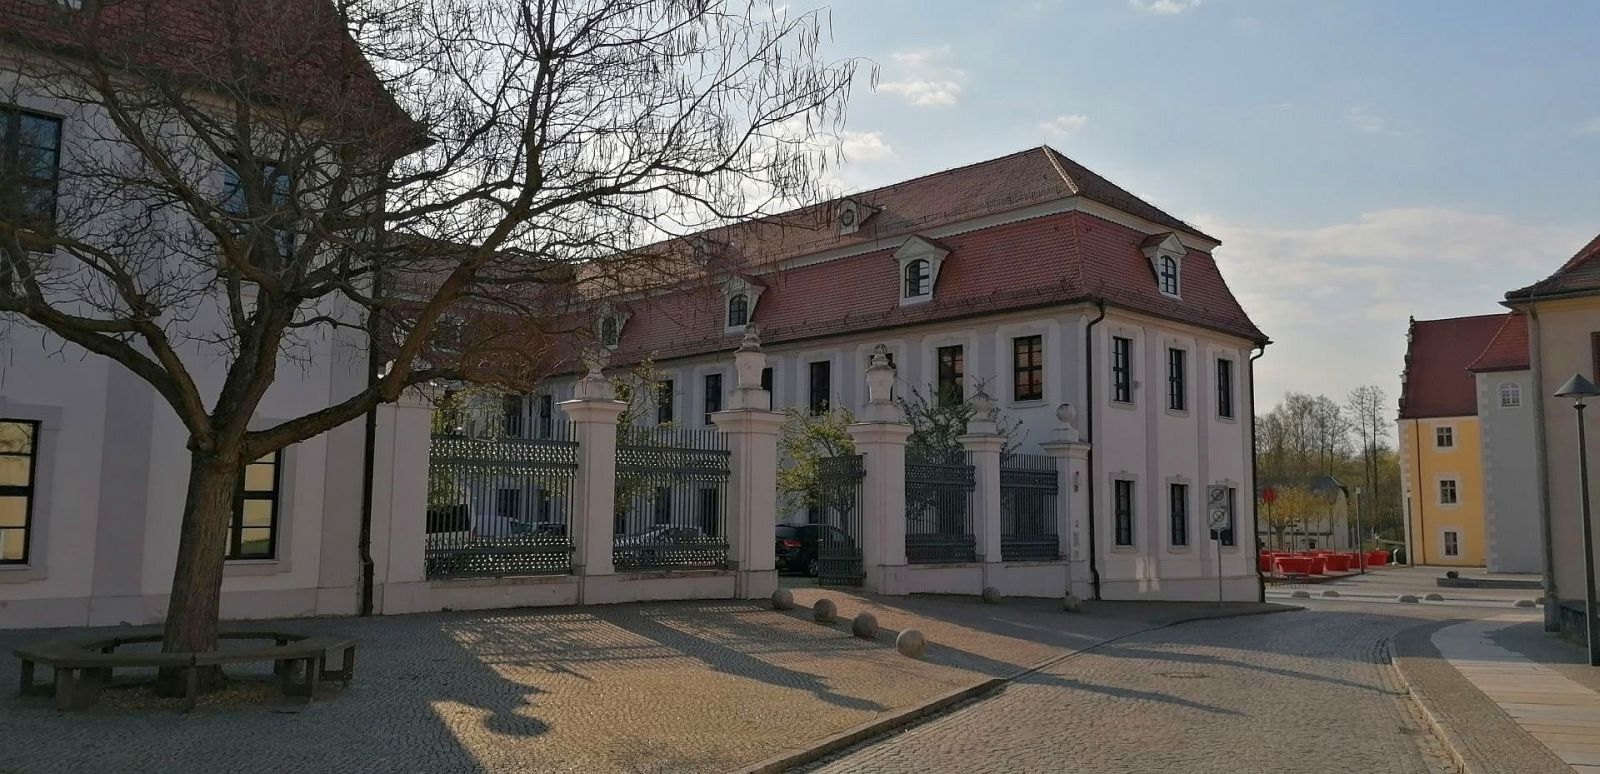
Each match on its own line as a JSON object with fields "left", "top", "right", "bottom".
{"left": 156, "top": 448, "right": 241, "bottom": 695}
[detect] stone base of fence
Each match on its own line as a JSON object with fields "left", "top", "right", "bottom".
{"left": 888, "top": 560, "right": 1080, "bottom": 599}
{"left": 579, "top": 570, "right": 738, "bottom": 606}
{"left": 1096, "top": 573, "right": 1260, "bottom": 602}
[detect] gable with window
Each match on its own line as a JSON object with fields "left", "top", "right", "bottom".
{"left": 1, "top": 106, "right": 62, "bottom": 235}
{"left": 228, "top": 451, "right": 282, "bottom": 560}
{"left": 1140, "top": 232, "right": 1185, "bottom": 299}
{"left": 895, "top": 235, "right": 949, "bottom": 304}
{"left": 0, "top": 420, "right": 39, "bottom": 564}
{"left": 723, "top": 277, "right": 765, "bottom": 333}
{"left": 596, "top": 308, "right": 630, "bottom": 349}
{"left": 1498, "top": 382, "right": 1522, "bottom": 408}
{"left": 1013, "top": 335, "right": 1043, "bottom": 402}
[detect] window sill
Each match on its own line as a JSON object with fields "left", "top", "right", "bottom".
{"left": 1167, "top": 546, "right": 1192, "bottom": 554}
{"left": 1110, "top": 400, "right": 1138, "bottom": 412}
{"left": 0, "top": 564, "right": 45, "bottom": 584}
{"left": 1010, "top": 398, "right": 1046, "bottom": 409}
{"left": 1110, "top": 546, "right": 1138, "bottom": 554}
{"left": 724, "top": 325, "right": 747, "bottom": 337}
{"left": 1165, "top": 408, "right": 1190, "bottom": 418}
{"left": 224, "top": 558, "right": 290, "bottom": 577}
{"left": 899, "top": 295, "right": 933, "bottom": 307}
{"left": 1215, "top": 415, "right": 1238, "bottom": 424}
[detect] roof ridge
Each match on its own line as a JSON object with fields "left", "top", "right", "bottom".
{"left": 1039, "top": 145, "right": 1082, "bottom": 196}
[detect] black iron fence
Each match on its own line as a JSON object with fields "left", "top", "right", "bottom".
{"left": 905, "top": 450, "right": 976, "bottom": 564}
{"left": 1001, "top": 453, "right": 1060, "bottom": 561}
{"left": 813, "top": 454, "right": 865, "bottom": 586}
{"left": 425, "top": 423, "right": 577, "bottom": 579}
{"left": 613, "top": 427, "right": 731, "bottom": 572}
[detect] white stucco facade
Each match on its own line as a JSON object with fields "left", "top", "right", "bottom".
{"left": 1474, "top": 369, "right": 1543, "bottom": 573}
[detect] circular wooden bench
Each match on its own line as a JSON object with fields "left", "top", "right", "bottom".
{"left": 14, "top": 630, "right": 357, "bottom": 712}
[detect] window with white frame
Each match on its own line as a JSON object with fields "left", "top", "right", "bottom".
{"left": 1438, "top": 479, "right": 1458, "bottom": 505}
{"left": 1114, "top": 479, "right": 1135, "bottom": 546}
{"left": 903, "top": 260, "right": 930, "bottom": 298}
{"left": 1, "top": 107, "right": 62, "bottom": 235}
{"left": 1435, "top": 426, "right": 1454, "bottom": 448}
{"left": 1499, "top": 382, "right": 1522, "bottom": 408}
{"left": 0, "top": 419, "right": 39, "bottom": 564}
{"left": 599, "top": 316, "right": 620, "bottom": 347}
{"left": 726, "top": 294, "right": 749, "bottom": 328}
{"left": 228, "top": 452, "right": 282, "bottom": 560}
{"left": 1158, "top": 256, "right": 1179, "bottom": 296}
{"left": 895, "top": 235, "right": 948, "bottom": 304}
{"left": 1443, "top": 529, "right": 1460, "bottom": 557}
{"left": 1141, "top": 233, "right": 1185, "bottom": 299}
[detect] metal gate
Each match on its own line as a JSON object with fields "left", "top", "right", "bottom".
{"left": 1001, "top": 453, "right": 1060, "bottom": 561}
{"left": 813, "top": 454, "right": 864, "bottom": 586}
{"left": 905, "top": 450, "right": 977, "bottom": 564}
{"left": 425, "top": 426, "right": 577, "bottom": 579}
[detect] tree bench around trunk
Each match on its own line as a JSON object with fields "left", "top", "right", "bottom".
{"left": 14, "top": 630, "right": 357, "bottom": 712}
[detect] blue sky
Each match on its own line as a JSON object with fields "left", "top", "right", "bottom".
{"left": 794, "top": 0, "right": 1600, "bottom": 413}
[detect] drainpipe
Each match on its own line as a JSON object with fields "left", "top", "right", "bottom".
{"left": 1249, "top": 344, "right": 1267, "bottom": 602}
{"left": 1527, "top": 306, "right": 1559, "bottom": 630}
{"left": 1084, "top": 300, "right": 1107, "bottom": 600}
{"left": 357, "top": 262, "right": 384, "bottom": 617}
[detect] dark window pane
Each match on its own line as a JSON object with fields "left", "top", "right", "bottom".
{"left": 1114, "top": 479, "right": 1134, "bottom": 546}
{"left": 1012, "top": 335, "right": 1043, "bottom": 401}
{"left": 0, "top": 419, "right": 39, "bottom": 564}
{"left": 937, "top": 345, "right": 965, "bottom": 406}
{"left": 727, "top": 294, "right": 749, "bottom": 327}
{"left": 228, "top": 450, "right": 281, "bottom": 560}
{"left": 1170, "top": 483, "right": 1188, "bottom": 546}
{"left": 809, "top": 361, "right": 831, "bottom": 413}
{"left": 657, "top": 380, "right": 674, "bottom": 424}
{"left": 760, "top": 367, "right": 773, "bottom": 394}
{"left": 1112, "top": 337, "right": 1133, "bottom": 403}
{"left": 1167, "top": 348, "right": 1186, "bottom": 411}
{"left": 1217, "top": 359, "right": 1234, "bottom": 418}
{"left": 704, "top": 373, "right": 722, "bottom": 425}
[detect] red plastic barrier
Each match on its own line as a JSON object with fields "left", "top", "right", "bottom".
{"left": 1308, "top": 556, "right": 1328, "bottom": 575}
{"left": 1276, "top": 556, "right": 1314, "bottom": 575}
{"left": 1258, "top": 554, "right": 1275, "bottom": 573}
{"left": 1322, "top": 554, "right": 1351, "bottom": 572}
{"left": 1367, "top": 549, "right": 1389, "bottom": 566}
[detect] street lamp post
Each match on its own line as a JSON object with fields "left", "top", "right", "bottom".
{"left": 1554, "top": 373, "right": 1600, "bottom": 667}
{"left": 1355, "top": 485, "right": 1365, "bottom": 575}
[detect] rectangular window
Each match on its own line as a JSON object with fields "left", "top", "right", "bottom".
{"left": 1435, "top": 426, "right": 1454, "bottom": 448}
{"left": 0, "top": 419, "right": 39, "bottom": 564}
{"left": 1443, "top": 530, "right": 1460, "bottom": 557}
{"left": 0, "top": 107, "right": 63, "bottom": 232}
{"left": 227, "top": 451, "right": 282, "bottom": 560}
{"left": 703, "top": 373, "right": 722, "bottom": 426}
{"left": 1167, "top": 348, "right": 1187, "bottom": 411}
{"left": 808, "top": 360, "right": 831, "bottom": 414}
{"left": 534, "top": 487, "right": 552, "bottom": 523}
{"left": 1439, "top": 479, "right": 1458, "bottom": 505}
{"left": 760, "top": 367, "right": 773, "bottom": 395}
{"left": 537, "top": 394, "right": 554, "bottom": 438}
{"left": 1111, "top": 336, "right": 1133, "bottom": 403}
{"left": 502, "top": 394, "right": 525, "bottom": 438}
{"left": 937, "top": 345, "right": 965, "bottom": 407}
{"left": 221, "top": 160, "right": 294, "bottom": 256}
{"left": 1499, "top": 383, "right": 1522, "bottom": 408}
{"left": 652, "top": 486, "right": 671, "bottom": 526}
{"left": 1169, "top": 483, "right": 1188, "bottom": 547}
{"left": 656, "top": 380, "right": 675, "bottom": 425}
{"left": 1013, "top": 335, "right": 1044, "bottom": 402}
{"left": 1114, "top": 479, "right": 1135, "bottom": 546}
{"left": 1216, "top": 359, "right": 1235, "bottom": 418}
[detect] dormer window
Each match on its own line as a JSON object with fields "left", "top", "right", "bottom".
{"left": 727, "top": 293, "right": 749, "bottom": 328}
{"left": 599, "top": 316, "right": 620, "bottom": 347}
{"left": 1140, "top": 232, "right": 1186, "bottom": 300}
{"left": 903, "top": 260, "right": 930, "bottom": 298}
{"left": 895, "top": 234, "right": 949, "bottom": 305}
{"left": 836, "top": 198, "right": 880, "bottom": 235}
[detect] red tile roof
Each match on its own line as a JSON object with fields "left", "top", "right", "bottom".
{"left": 1398, "top": 314, "right": 1510, "bottom": 419}
{"left": 1506, "top": 232, "right": 1600, "bottom": 301}
{"left": 1467, "top": 313, "right": 1529, "bottom": 373}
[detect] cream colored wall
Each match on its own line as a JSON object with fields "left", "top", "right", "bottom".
{"left": 1529, "top": 297, "right": 1600, "bottom": 603}
{"left": 1398, "top": 415, "right": 1486, "bottom": 566}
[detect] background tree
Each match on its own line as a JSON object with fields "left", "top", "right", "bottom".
{"left": 1257, "top": 386, "right": 1400, "bottom": 545}
{"left": 776, "top": 407, "right": 856, "bottom": 516}
{"left": 0, "top": 0, "right": 857, "bottom": 689}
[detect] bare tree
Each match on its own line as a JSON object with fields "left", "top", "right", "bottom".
{"left": 0, "top": 0, "right": 856, "bottom": 691}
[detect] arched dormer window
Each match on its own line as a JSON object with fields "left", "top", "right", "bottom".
{"left": 1499, "top": 382, "right": 1522, "bottom": 408}
{"left": 1159, "top": 256, "right": 1179, "bottom": 296}
{"left": 600, "top": 316, "right": 620, "bottom": 347}
{"left": 727, "top": 293, "right": 749, "bottom": 328}
{"left": 903, "top": 260, "right": 930, "bottom": 298}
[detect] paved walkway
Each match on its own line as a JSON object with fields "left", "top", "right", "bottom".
{"left": 1433, "top": 614, "right": 1600, "bottom": 772}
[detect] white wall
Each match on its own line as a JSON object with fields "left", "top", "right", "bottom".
{"left": 1476, "top": 370, "right": 1542, "bottom": 573}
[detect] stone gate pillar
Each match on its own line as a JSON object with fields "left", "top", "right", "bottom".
{"left": 559, "top": 353, "right": 626, "bottom": 598}
{"left": 1042, "top": 403, "right": 1093, "bottom": 600}
{"left": 713, "top": 329, "right": 785, "bottom": 599}
{"left": 960, "top": 391, "right": 1005, "bottom": 592}
{"left": 849, "top": 346, "right": 911, "bottom": 595}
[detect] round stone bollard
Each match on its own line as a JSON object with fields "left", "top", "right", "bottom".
{"left": 1398, "top": 594, "right": 1420, "bottom": 603}
{"left": 1291, "top": 590, "right": 1311, "bottom": 599}
{"left": 1062, "top": 594, "right": 1083, "bottom": 613}
{"left": 1515, "top": 599, "right": 1537, "bottom": 608}
{"left": 896, "top": 629, "right": 927, "bottom": 658}
{"left": 771, "top": 588, "right": 795, "bottom": 611}
{"left": 812, "top": 598, "right": 838, "bottom": 623}
{"left": 1425, "top": 593, "right": 1445, "bottom": 602}
{"left": 1321, "top": 590, "right": 1341, "bottom": 598}
{"left": 852, "top": 612, "right": 879, "bottom": 639}
{"left": 982, "top": 586, "right": 1003, "bottom": 605}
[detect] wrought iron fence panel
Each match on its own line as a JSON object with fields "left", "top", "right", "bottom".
{"left": 905, "top": 450, "right": 976, "bottom": 564}
{"left": 426, "top": 428, "right": 578, "bottom": 579}
{"left": 613, "top": 428, "right": 731, "bottom": 572}
{"left": 1001, "top": 453, "right": 1060, "bottom": 562}
{"left": 813, "top": 454, "right": 865, "bottom": 586}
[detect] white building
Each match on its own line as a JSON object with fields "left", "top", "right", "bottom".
{"left": 1466, "top": 313, "right": 1543, "bottom": 574}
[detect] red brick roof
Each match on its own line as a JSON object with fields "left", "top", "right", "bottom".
{"left": 0, "top": 0, "right": 414, "bottom": 150}
{"left": 1506, "top": 233, "right": 1600, "bottom": 301}
{"left": 1466, "top": 313, "right": 1530, "bottom": 373}
{"left": 1399, "top": 314, "right": 1509, "bottom": 419}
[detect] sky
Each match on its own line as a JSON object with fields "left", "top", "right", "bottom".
{"left": 787, "top": 0, "right": 1600, "bottom": 414}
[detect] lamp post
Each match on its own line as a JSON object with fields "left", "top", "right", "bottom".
{"left": 1554, "top": 373, "right": 1600, "bottom": 667}
{"left": 1354, "top": 485, "right": 1366, "bottom": 574}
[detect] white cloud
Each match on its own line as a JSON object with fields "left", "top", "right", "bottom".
{"left": 1192, "top": 208, "right": 1589, "bottom": 410}
{"left": 1345, "top": 106, "right": 1389, "bottom": 135}
{"left": 1129, "top": 0, "right": 1201, "bottom": 14}
{"left": 879, "top": 45, "right": 966, "bottom": 108}
{"left": 1039, "top": 114, "right": 1089, "bottom": 135}
{"left": 839, "top": 131, "right": 894, "bottom": 162}
{"left": 1576, "top": 116, "right": 1600, "bottom": 135}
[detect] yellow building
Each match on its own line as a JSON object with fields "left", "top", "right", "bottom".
{"left": 1397, "top": 314, "right": 1507, "bottom": 567}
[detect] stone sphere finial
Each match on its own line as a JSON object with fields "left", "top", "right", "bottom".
{"left": 738, "top": 325, "right": 762, "bottom": 352}
{"left": 970, "top": 389, "right": 995, "bottom": 417}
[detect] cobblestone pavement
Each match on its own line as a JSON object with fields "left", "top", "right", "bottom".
{"left": 801, "top": 604, "right": 1481, "bottom": 774}
{"left": 0, "top": 601, "right": 988, "bottom": 774}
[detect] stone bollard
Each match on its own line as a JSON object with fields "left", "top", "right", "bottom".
{"left": 1515, "top": 599, "right": 1536, "bottom": 608}
{"left": 852, "top": 612, "right": 879, "bottom": 639}
{"left": 813, "top": 598, "right": 838, "bottom": 623}
{"left": 1425, "top": 593, "right": 1445, "bottom": 602}
{"left": 1398, "top": 594, "right": 1420, "bottom": 603}
{"left": 1536, "top": 598, "right": 1547, "bottom": 606}
{"left": 1321, "top": 590, "right": 1341, "bottom": 598}
{"left": 981, "top": 586, "right": 1002, "bottom": 605}
{"left": 1291, "top": 590, "right": 1311, "bottom": 599}
{"left": 771, "top": 588, "right": 795, "bottom": 610}
{"left": 896, "top": 629, "right": 927, "bottom": 658}
{"left": 1061, "top": 594, "right": 1083, "bottom": 613}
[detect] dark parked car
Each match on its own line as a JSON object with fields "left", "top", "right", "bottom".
{"left": 776, "top": 523, "right": 855, "bottom": 576}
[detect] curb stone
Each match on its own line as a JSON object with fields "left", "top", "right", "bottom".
{"left": 734, "top": 602, "right": 1300, "bottom": 774}
{"left": 1388, "top": 645, "right": 1479, "bottom": 774}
